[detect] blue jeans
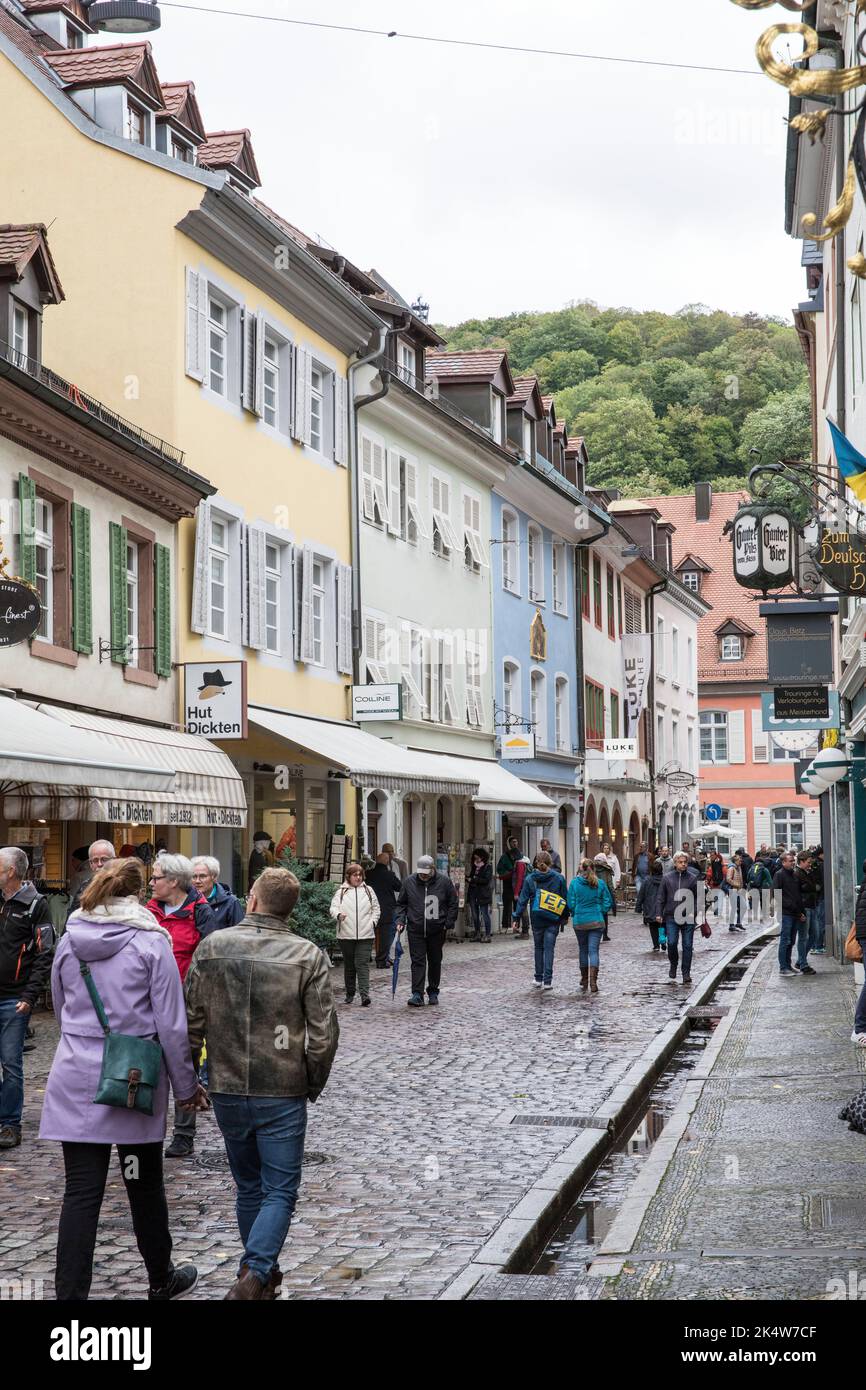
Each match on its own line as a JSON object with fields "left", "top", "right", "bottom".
{"left": 814, "top": 898, "right": 826, "bottom": 950}
{"left": 531, "top": 918, "right": 560, "bottom": 984}
{"left": 574, "top": 926, "right": 604, "bottom": 970}
{"left": 665, "top": 919, "right": 695, "bottom": 978}
{"left": 469, "top": 900, "right": 491, "bottom": 937}
{"left": 778, "top": 914, "right": 804, "bottom": 971}
{"left": 802, "top": 908, "right": 817, "bottom": 965}
{"left": 855, "top": 973, "right": 866, "bottom": 1035}
{"left": 211, "top": 1094, "right": 307, "bottom": 1282}
{"left": 0, "top": 998, "right": 28, "bottom": 1128}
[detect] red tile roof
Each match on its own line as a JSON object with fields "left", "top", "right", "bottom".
{"left": 508, "top": 376, "right": 538, "bottom": 404}
{"left": 425, "top": 349, "right": 513, "bottom": 389}
{"left": 0, "top": 3, "right": 52, "bottom": 67}
{"left": 158, "top": 80, "right": 205, "bottom": 139}
{"left": 0, "top": 222, "right": 64, "bottom": 300}
{"left": 44, "top": 40, "right": 163, "bottom": 104}
{"left": 644, "top": 490, "right": 765, "bottom": 678}
{"left": 20, "top": 0, "right": 90, "bottom": 22}
{"left": 198, "top": 129, "right": 261, "bottom": 187}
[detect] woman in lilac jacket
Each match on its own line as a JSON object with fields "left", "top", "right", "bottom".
{"left": 40, "top": 858, "right": 206, "bottom": 1301}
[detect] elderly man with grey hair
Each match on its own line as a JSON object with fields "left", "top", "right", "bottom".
{"left": 191, "top": 855, "right": 244, "bottom": 932}
{"left": 0, "top": 846, "right": 55, "bottom": 1148}
{"left": 66, "top": 839, "right": 116, "bottom": 918}
{"left": 146, "top": 853, "right": 218, "bottom": 1158}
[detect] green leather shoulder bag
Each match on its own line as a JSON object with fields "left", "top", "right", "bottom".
{"left": 79, "top": 961, "right": 163, "bottom": 1115}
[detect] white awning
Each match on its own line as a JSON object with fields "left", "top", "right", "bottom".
{"left": 247, "top": 707, "right": 478, "bottom": 796}
{"left": 2, "top": 703, "right": 246, "bottom": 829}
{"left": 0, "top": 695, "right": 173, "bottom": 792}
{"left": 434, "top": 756, "right": 557, "bottom": 816}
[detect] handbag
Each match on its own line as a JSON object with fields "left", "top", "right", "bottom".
{"left": 699, "top": 920, "right": 712, "bottom": 939}
{"left": 839, "top": 1088, "right": 866, "bottom": 1134}
{"left": 79, "top": 961, "right": 163, "bottom": 1115}
{"left": 845, "top": 923, "right": 863, "bottom": 964}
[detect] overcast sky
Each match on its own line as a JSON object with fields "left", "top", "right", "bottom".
{"left": 151, "top": 0, "right": 805, "bottom": 326}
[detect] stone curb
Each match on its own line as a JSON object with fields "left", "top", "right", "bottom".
{"left": 437, "top": 925, "right": 774, "bottom": 1300}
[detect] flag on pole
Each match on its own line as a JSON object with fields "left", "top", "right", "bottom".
{"left": 828, "top": 419, "right": 866, "bottom": 501}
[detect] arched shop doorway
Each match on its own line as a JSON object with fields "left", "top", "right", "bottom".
{"left": 599, "top": 803, "right": 610, "bottom": 853}
{"left": 584, "top": 799, "right": 598, "bottom": 860}
{"left": 611, "top": 805, "right": 623, "bottom": 865}
{"left": 629, "top": 810, "right": 641, "bottom": 866}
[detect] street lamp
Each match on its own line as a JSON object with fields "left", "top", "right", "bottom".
{"left": 729, "top": 500, "right": 798, "bottom": 594}
{"left": 85, "top": 0, "right": 161, "bottom": 32}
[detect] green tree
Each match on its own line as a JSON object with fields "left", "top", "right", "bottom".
{"left": 533, "top": 348, "right": 599, "bottom": 391}
{"left": 571, "top": 394, "right": 667, "bottom": 487}
{"left": 276, "top": 853, "right": 337, "bottom": 956}
{"left": 737, "top": 385, "right": 812, "bottom": 468}
{"left": 605, "top": 320, "right": 643, "bottom": 365}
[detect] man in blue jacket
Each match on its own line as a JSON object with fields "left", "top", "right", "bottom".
{"left": 656, "top": 852, "right": 700, "bottom": 986}
{"left": 513, "top": 851, "right": 569, "bottom": 991}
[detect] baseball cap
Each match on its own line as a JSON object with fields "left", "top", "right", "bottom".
{"left": 416, "top": 855, "right": 435, "bottom": 872}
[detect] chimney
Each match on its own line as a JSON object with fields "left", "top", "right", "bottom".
{"left": 695, "top": 482, "right": 713, "bottom": 522}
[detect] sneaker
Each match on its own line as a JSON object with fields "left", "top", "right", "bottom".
{"left": 361, "top": 997, "right": 371, "bottom": 1007}
{"left": 164, "top": 1135, "right": 194, "bottom": 1159}
{"left": 427, "top": 992, "right": 439, "bottom": 1006}
{"left": 780, "top": 969, "right": 797, "bottom": 977}
{"left": 0, "top": 1125, "right": 21, "bottom": 1149}
{"left": 149, "top": 1264, "right": 199, "bottom": 1301}
{"left": 799, "top": 964, "right": 817, "bottom": 975}
{"left": 851, "top": 1031, "right": 866, "bottom": 1046}
{"left": 814, "top": 948, "right": 826, "bottom": 955}
{"left": 407, "top": 994, "right": 424, "bottom": 1007}
{"left": 532, "top": 979, "right": 543, "bottom": 988}
{"left": 542, "top": 982, "right": 554, "bottom": 991}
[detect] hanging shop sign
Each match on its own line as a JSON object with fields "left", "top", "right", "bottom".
{"left": 761, "top": 689, "right": 839, "bottom": 732}
{"left": 622, "top": 633, "right": 652, "bottom": 737}
{"left": 604, "top": 738, "right": 638, "bottom": 760}
{"left": 0, "top": 578, "right": 41, "bottom": 647}
{"left": 502, "top": 731, "right": 536, "bottom": 760}
{"left": 812, "top": 528, "right": 866, "bottom": 594}
{"left": 351, "top": 683, "right": 402, "bottom": 722}
{"left": 761, "top": 602, "right": 836, "bottom": 686}
{"left": 730, "top": 503, "right": 798, "bottom": 593}
{"left": 182, "top": 662, "right": 248, "bottom": 739}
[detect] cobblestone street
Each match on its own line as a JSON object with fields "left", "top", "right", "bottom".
{"left": 1, "top": 912, "right": 739, "bottom": 1300}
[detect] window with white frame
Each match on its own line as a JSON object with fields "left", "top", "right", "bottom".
{"left": 126, "top": 539, "right": 139, "bottom": 667}
{"left": 264, "top": 541, "right": 281, "bottom": 654}
{"left": 463, "top": 491, "right": 486, "bottom": 574}
{"left": 671, "top": 626, "right": 679, "bottom": 681}
{"left": 624, "top": 584, "right": 642, "bottom": 633}
{"left": 523, "top": 418, "right": 534, "bottom": 459}
{"left": 681, "top": 570, "right": 700, "bottom": 593}
{"left": 207, "top": 514, "right": 230, "bottom": 638}
{"left": 465, "top": 641, "right": 483, "bottom": 726}
{"left": 263, "top": 334, "right": 280, "bottom": 428}
{"left": 399, "top": 621, "right": 427, "bottom": 719}
{"left": 552, "top": 542, "right": 567, "bottom": 614}
{"left": 503, "top": 661, "right": 521, "bottom": 720}
{"left": 171, "top": 136, "right": 193, "bottom": 164}
{"left": 125, "top": 100, "right": 148, "bottom": 145}
{"left": 700, "top": 710, "right": 728, "bottom": 763}
{"left": 687, "top": 636, "right": 694, "bottom": 686}
{"left": 360, "top": 434, "right": 389, "bottom": 527}
{"left": 530, "top": 669, "right": 546, "bottom": 748}
{"left": 309, "top": 364, "right": 326, "bottom": 453}
{"left": 398, "top": 340, "right": 415, "bottom": 383}
{"left": 554, "top": 676, "right": 569, "bottom": 752}
{"left": 431, "top": 472, "right": 459, "bottom": 559}
{"left": 502, "top": 510, "right": 519, "bottom": 593}
{"left": 656, "top": 711, "right": 665, "bottom": 766}
{"left": 66, "top": 22, "right": 84, "bottom": 46}
{"left": 656, "top": 615, "right": 665, "bottom": 675}
{"left": 208, "top": 296, "right": 228, "bottom": 397}
{"left": 310, "top": 557, "right": 326, "bottom": 666}
{"left": 490, "top": 389, "right": 503, "bottom": 443}
{"left": 721, "top": 634, "right": 743, "bottom": 661}
{"left": 687, "top": 723, "right": 695, "bottom": 768}
{"left": 33, "top": 497, "right": 53, "bottom": 644}
{"left": 364, "top": 614, "right": 390, "bottom": 684}
{"left": 402, "top": 455, "right": 427, "bottom": 545}
{"left": 11, "top": 302, "right": 29, "bottom": 364}
{"left": 528, "top": 525, "right": 543, "bottom": 601}
{"left": 441, "top": 633, "right": 459, "bottom": 723}
{"left": 772, "top": 806, "right": 805, "bottom": 851}
{"left": 671, "top": 717, "right": 679, "bottom": 764}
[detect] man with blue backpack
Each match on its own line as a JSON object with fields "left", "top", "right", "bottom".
{"left": 512, "top": 851, "right": 570, "bottom": 992}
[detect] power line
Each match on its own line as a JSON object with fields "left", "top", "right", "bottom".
{"left": 159, "top": 3, "right": 763, "bottom": 78}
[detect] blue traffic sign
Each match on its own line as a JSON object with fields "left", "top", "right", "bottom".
{"left": 706, "top": 804, "right": 723, "bottom": 822}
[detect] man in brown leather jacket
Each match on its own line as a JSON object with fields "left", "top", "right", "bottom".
{"left": 185, "top": 867, "right": 339, "bottom": 1300}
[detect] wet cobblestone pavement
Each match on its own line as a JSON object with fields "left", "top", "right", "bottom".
{"left": 0, "top": 915, "right": 743, "bottom": 1300}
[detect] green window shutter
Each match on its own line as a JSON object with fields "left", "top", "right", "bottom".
{"left": 154, "top": 543, "right": 171, "bottom": 677}
{"left": 109, "top": 521, "right": 129, "bottom": 665}
{"left": 18, "top": 474, "right": 36, "bottom": 587}
{"left": 71, "top": 503, "right": 92, "bottom": 654}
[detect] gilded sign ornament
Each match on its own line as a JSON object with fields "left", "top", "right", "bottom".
{"left": 529, "top": 609, "right": 547, "bottom": 662}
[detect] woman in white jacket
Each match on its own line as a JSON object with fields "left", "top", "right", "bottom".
{"left": 330, "top": 862, "right": 380, "bottom": 1007}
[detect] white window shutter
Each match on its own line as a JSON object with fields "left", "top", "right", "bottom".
{"left": 190, "top": 499, "right": 211, "bottom": 634}
{"left": 427, "top": 631, "right": 440, "bottom": 722}
{"left": 245, "top": 523, "right": 268, "bottom": 651}
{"left": 728, "top": 709, "right": 746, "bottom": 764}
{"left": 185, "top": 268, "right": 206, "bottom": 383}
{"left": 804, "top": 807, "right": 821, "bottom": 843}
{"left": 751, "top": 707, "right": 769, "bottom": 762}
{"left": 333, "top": 375, "right": 349, "bottom": 466}
{"left": 292, "top": 347, "right": 313, "bottom": 445}
{"left": 255, "top": 311, "right": 266, "bottom": 416}
{"left": 295, "top": 542, "right": 315, "bottom": 662}
{"left": 337, "top": 563, "right": 353, "bottom": 674}
{"left": 241, "top": 309, "right": 261, "bottom": 415}
{"left": 387, "top": 449, "right": 402, "bottom": 537}
{"left": 293, "top": 545, "right": 303, "bottom": 660}
{"left": 728, "top": 808, "right": 748, "bottom": 849}
{"left": 405, "top": 457, "right": 429, "bottom": 537}
{"left": 753, "top": 807, "right": 772, "bottom": 848}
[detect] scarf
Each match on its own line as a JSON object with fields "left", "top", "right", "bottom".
{"left": 67, "top": 896, "right": 173, "bottom": 946}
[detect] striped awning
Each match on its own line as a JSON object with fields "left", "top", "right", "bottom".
{"left": 2, "top": 703, "right": 246, "bottom": 829}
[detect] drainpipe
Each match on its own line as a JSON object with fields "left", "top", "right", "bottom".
{"left": 346, "top": 325, "right": 388, "bottom": 858}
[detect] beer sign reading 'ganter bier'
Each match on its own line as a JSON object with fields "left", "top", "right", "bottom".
{"left": 730, "top": 503, "right": 797, "bottom": 592}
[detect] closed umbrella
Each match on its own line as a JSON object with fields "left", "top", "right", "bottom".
{"left": 391, "top": 933, "right": 404, "bottom": 998}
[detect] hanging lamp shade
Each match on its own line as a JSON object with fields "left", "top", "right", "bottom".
{"left": 811, "top": 747, "right": 850, "bottom": 786}
{"left": 86, "top": 0, "right": 160, "bottom": 32}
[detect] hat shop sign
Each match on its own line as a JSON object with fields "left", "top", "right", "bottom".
{"left": 182, "top": 662, "right": 248, "bottom": 739}
{"left": 0, "top": 577, "right": 41, "bottom": 647}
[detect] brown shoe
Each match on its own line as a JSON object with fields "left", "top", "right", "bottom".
{"left": 223, "top": 1264, "right": 266, "bottom": 1300}
{"left": 589, "top": 966, "right": 599, "bottom": 994}
{"left": 579, "top": 968, "right": 589, "bottom": 993}
{"left": 261, "top": 1266, "right": 282, "bottom": 1301}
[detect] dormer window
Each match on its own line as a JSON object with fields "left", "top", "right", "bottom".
{"left": 171, "top": 136, "right": 193, "bottom": 164}
{"left": 66, "top": 23, "right": 85, "bottom": 47}
{"left": 398, "top": 340, "right": 415, "bottom": 383}
{"left": 721, "top": 635, "right": 743, "bottom": 661}
{"left": 490, "top": 390, "right": 503, "bottom": 443}
{"left": 681, "top": 570, "right": 700, "bottom": 593}
{"left": 12, "top": 301, "right": 30, "bottom": 365}
{"left": 125, "top": 101, "right": 148, "bottom": 145}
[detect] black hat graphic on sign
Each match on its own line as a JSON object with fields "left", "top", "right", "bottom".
{"left": 197, "top": 669, "right": 233, "bottom": 700}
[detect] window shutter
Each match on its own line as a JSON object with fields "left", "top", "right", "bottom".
{"left": 753, "top": 807, "right": 772, "bottom": 848}
{"left": 404, "top": 457, "right": 428, "bottom": 537}
{"left": 333, "top": 375, "right": 349, "bottom": 466}
{"left": 154, "top": 543, "right": 171, "bottom": 677}
{"left": 728, "top": 708, "right": 746, "bottom": 764}
{"left": 241, "top": 309, "right": 262, "bottom": 415}
{"left": 190, "top": 499, "right": 211, "bottom": 635}
{"left": 360, "top": 435, "right": 377, "bottom": 523}
{"left": 108, "top": 521, "right": 129, "bottom": 666}
{"left": 751, "top": 707, "right": 769, "bottom": 763}
{"left": 292, "top": 347, "right": 313, "bottom": 445}
{"left": 185, "top": 268, "right": 207, "bottom": 382}
{"left": 71, "top": 503, "right": 92, "bottom": 655}
{"left": 337, "top": 563, "right": 353, "bottom": 674}
{"left": 728, "top": 808, "right": 748, "bottom": 848}
{"left": 18, "top": 473, "right": 36, "bottom": 587}
{"left": 387, "top": 449, "right": 402, "bottom": 537}
{"left": 245, "top": 523, "right": 268, "bottom": 651}
{"left": 427, "top": 631, "right": 440, "bottom": 721}
{"left": 804, "top": 807, "right": 821, "bottom": 843}
{"left": 294, "top": 543, "right": 315, "bottom": 662}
